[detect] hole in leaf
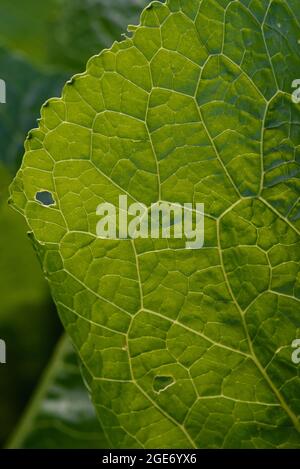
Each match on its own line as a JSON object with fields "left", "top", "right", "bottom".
{"left": 35, "top": 191, "right": 55, "bottom": 206}
{"left": 153, "top": 375, "right": 174, "bottom": 393}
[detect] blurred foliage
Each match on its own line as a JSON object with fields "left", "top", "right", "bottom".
{"left": 8, "top": 336, "right": 108, "bottom": 449}
{"left": 0, "top": 0, "right": 150, "bottom": 73}
{"left": 0, "top": 167, "right": 62, "bottom": 445}
{"left": 0, "top": 47, "right": 66, "bottom": 170}
{"left": 0, "top": 0, "right": 150, "bottom": 448}
{"left": 0, "top": 1, "right": 57, "bottom": 68}
{"left": 0, "top": 30, "right": 66, "bottom": 443}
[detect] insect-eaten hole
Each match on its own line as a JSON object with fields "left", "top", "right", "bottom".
{"left": 35, "top": 190, "right": 55, "bottom": 206}
{"left": 153, "top": 375, "right": 174, "bottom": 393}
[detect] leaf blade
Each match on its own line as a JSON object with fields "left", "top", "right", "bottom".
{"left": 10, "top": 0, "right": 300, "bottom": 448}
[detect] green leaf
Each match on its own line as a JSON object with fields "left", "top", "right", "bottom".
{"left": 8, "top": 335, "right": 108, "bottom": 449}
{"left": 10, "top": 0, "right": 300, "bottom": 448}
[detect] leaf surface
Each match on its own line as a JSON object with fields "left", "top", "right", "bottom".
{"left": 10, "top": 0, "right": 300, "bottom": 448}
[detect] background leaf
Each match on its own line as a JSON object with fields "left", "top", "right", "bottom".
{"left": 0, "top": 0, "right": 153, "bottom": 72}
{"left": 8, "top": 335, "right": 108, "bottom": 449}
{"left": 0, "top": 169, "right": 61, "bottom": 445}
{"left": 0, "top": 43, "right": 66, "bottom": 445}
{"left": 0, "top": 47, "right": 66, "bottom": 170}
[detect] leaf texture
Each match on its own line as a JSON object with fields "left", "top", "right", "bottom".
{"left": 10, "top": 0, "right": 300, "bottom": 448}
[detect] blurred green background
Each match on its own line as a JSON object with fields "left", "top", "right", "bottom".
{"left": 0, "top": 0, "right": 150, "bottom": 448}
